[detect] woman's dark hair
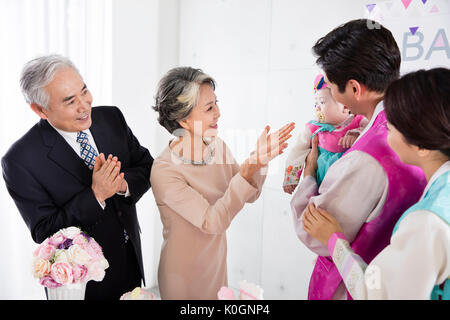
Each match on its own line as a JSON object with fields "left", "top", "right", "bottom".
{"left": 312, "top": 19, "right": 401, "bottom": 93}
{"left": 384, "top": 68, "right": 450, "bottom": 158}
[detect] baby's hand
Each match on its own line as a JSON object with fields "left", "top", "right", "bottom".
{"left": 283, "top": 184, "right": 297, "bottom": 194}
{"left": 338, "top": 132, "right": 359, "bottom": 149}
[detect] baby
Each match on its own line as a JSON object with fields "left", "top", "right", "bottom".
{"left": 283, "top": 74, "right": 368, "bottom": 194}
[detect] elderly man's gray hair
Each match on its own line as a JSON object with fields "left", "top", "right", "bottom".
{"left": 20, "top": 54, "right": 80, "bottom": 109}
{"left": 153, "top": 67, "right": 216, "bottom": 135}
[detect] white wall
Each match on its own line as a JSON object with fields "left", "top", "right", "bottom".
{"left": 0, "top": 0, "right": 113, "bottom": 299}
{"left": 111, "top": 0, "right": 162, "bottom": 289}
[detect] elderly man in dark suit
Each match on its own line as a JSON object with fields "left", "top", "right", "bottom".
{"left": 2, "top": 54, "right": 153, "bottom": 300}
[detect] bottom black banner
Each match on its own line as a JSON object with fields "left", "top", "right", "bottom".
{"left": 0, "top": 300, "right": 445, "bottom": 319}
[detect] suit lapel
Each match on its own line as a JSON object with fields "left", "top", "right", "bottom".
{"left": 39, "top": 120, "right": 92, "bottom": 186}
{"left": 89, "top": 109, "right": 121, "bottom": 214}
{"left": 89, "top": 108, "right": 115, "bottom": 157}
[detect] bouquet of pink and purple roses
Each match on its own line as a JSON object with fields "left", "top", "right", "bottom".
{"left": 32, "top": 226, "right": 109, "bottom": 299}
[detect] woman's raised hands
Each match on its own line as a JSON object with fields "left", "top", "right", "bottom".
{"left": 240, "top": 122, "right": 295, "bottom": 185}
{"left": 250, "top": 122, "right": 295, "bottom": 167}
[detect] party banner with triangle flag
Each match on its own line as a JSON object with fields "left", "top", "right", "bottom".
{"left": 367, "top": 3, "right": 377, "bottom": 13}
{"left": 401, "top": 0, "right": 412, "bottom": 9}
{"left": 363, "top": 0, "right": 449, "bottom": 73}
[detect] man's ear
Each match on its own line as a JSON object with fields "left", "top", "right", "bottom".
{"left": 30, "top": 103, "right": 48, "bottom": 120}
{"left": 347, "top": 79, "right": 363, "bottom": 101}
{"left": 417, "top": 147, "right": 431, "bottom": 159}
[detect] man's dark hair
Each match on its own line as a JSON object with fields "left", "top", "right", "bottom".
{"left": 312, "top": 19, "right": 401, "bottom": 93}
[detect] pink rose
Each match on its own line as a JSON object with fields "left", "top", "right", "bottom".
{"left": 67, "top": 245, "right": 91, "bottom": 265}
{"left": 87, "top": 260, "right": 107, "bottom": 282}
{"left": 51, "top": 262, "right": 73, "bottom": 285}
{"left": 33, "top": 239, "right": 49, "bottom": 257}
{"left": 217, "top": 286, "right": 236, "bottom": 300}
{"left": 33, "top": 258, "right": 51, "bottom": 279}
{"left": 48, "top": 232, "right": 66, "bottom": 247}
{"left": 40, "top": 275, "right": 62, "bottom": 289}
{"left": 72, "top": 234, "right": 88, "bottom": 246}
{"left": 38, "top": 244, "right": 56, "bottom": 261}
{"left": 72, "top": 264, "right": 88, "bottom": 283}
{"left": 85, "top": 239, "right": 104, "bottom": 260}
{"left": 60, "top": 226, "right": 81, "bottom": 239}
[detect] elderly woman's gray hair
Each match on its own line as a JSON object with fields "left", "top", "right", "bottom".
{"left": 153, "top": 67, "right": 216, "bottom": 135}
{"left": 20, "top": 54, "right": 80, "bottom": 109}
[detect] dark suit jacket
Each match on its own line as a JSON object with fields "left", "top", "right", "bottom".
{"left": 1, "top": 106, "right": 153, "bottom": 299}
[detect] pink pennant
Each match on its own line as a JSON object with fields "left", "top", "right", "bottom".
{"left": 430, "top": 4, "right": 439, "bottom": 13}
{"left": 401, "top": 0, "right": 412, "bottom": 9}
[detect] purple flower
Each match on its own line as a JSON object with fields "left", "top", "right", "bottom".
{"left": 81, "top": 231, "right": 91, "bottom": 242}
{"left": 65, "top": 238, "right": 73, "bottom": 248}
{"left": 58, "top": 238, "right": 73, "bottom": 249}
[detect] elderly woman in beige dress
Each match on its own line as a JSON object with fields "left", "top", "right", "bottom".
{"left": 151, "top": 67, "right": 294, "bottom": 299}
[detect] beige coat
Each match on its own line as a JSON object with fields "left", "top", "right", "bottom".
{"left": 150, "top": 137, "right": 266, "bottom": 299}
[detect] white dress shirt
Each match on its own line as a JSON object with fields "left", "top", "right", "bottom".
{"left": 51, "top": 126, "right": 100, "bottom": 158}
